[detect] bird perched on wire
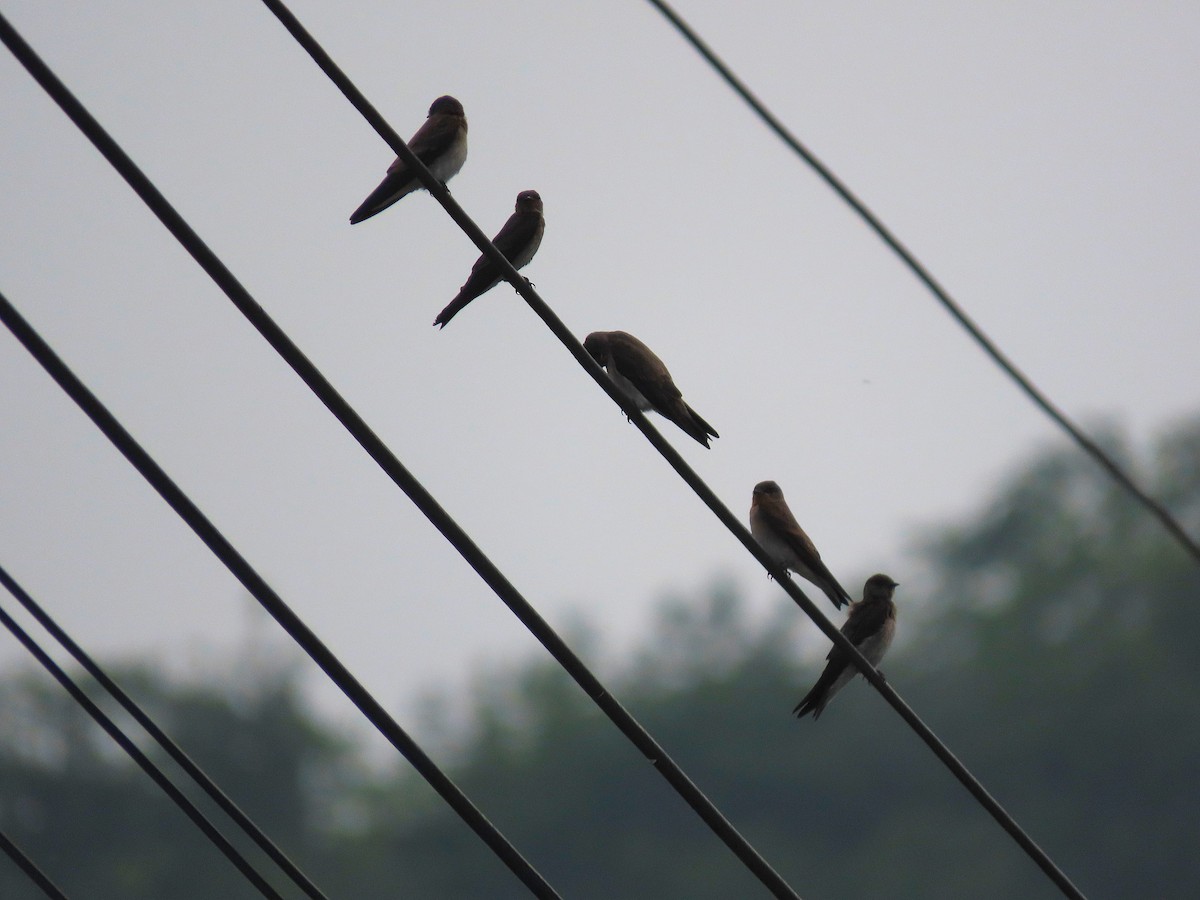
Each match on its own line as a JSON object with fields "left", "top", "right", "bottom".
{"left": 349, "top": 95, "right": 468, "bottom": 224}
{"left": 749, "top": 480, "right": 852, "bottom": 609}
{"left": 433, "top": 190, "right": 544, "bottom": 328}
{"left": 583, "top": 331, "right": 719, "bottom": 448}
{"left": 793, "top": 573, "right": 899, "bottom": 720}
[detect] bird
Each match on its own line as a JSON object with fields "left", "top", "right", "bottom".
{"left": 433, "top": 190, "right": 544, "bottom": 328}
{"left": 349, "top": 95, "right": 468, "bottom": 224}
{"left": 793, "top": 573, "right": 899, "bottom": 720}
{"left": 583, "top": 331, "right": 719, "bottom": 448}
{"left": 749, "top": 480, "right": 852, "bottom": 609}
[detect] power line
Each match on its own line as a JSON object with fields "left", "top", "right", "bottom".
{"left": 1, "top": 10, "right": 805, "bottom": 898}
{"left": 0, "top": 828, "right": 69, "bottom": 900}
{"left": 0, "top": 290, "right": 561, "bottom": 900}
{"left": 0, "top": 596, "right": 285, "bottom": 900}
{"left": 643, "top": 0, "right": 1200, "bottom": 568}
{"left": 0, "top": 564, "right": 330, "bottom": 900}
{"left": 255, "top": 3, "right": 1086, "bottom": 897}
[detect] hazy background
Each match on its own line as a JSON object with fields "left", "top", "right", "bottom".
{"left": 2, "top": 0, "right": 1197, "bottom": 744}
{"left": 4, "top": 421, "right": 1199, "bottom": 897}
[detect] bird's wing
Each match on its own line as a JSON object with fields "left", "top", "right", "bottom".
{"left": 833, "top": 599, "right": 892, "bottom": 658}
{"left": 460, "top": 210, "right": 541, "bottom": 285}
{"left": 605, "top": 333, "right": 719, "bottom": 445}
{"left": 351, "top": 115, "right": 464, "bottom": 223}
{"left": 759, "top": 498, "right": 821, "bottom": 562}
{"left": 436, "top": 211, "right": 542, "bottom": 326}
{"left": 401, "top": 112, "right": 463, "bottom": 167}
{"left": 605, "top": 333, "right": 683, "bottom": 405}
{"left": 489, "top": 210, "right": 543, "bottom": 261}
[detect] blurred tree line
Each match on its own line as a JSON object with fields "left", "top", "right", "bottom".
{"left": 2, "top": 417, "right": 1199, "bottom": 899}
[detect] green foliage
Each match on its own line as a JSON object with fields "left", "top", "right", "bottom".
{"left": 2, "top": 416, "right": 1198, "bottom": 898}
{"left": 0, "top": 662, "right": 352, "bottom": 899}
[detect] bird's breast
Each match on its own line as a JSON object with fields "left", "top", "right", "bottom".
{"left": 509, "top": 221, "right": 544, "bottom": 268}
{"left": 750, "top": 514, "right": 793, "bottom": 565}
{"left": 608, "top": 367, "right": 653, "bottom": 411}
{"left": 855, "top": 620, "right": 896, "bottom": 666}
{"left": 429, "top": 131, "right": 468, "bottom": 182}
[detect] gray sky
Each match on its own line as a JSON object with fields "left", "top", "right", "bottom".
{"left": 2, "top": 1, "right": 1197, "bottom": 742}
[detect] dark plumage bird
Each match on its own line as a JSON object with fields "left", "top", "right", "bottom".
{"left": 583, "top": 330, "right": 719, "bottom": 448}
{"left": 749, "top": 480, "right": 852, "bottom": 608}
{"left": 349, "top": 95, "right": 468, "bottom": 224}
{"left": 794, "top": 573, "right": 899, "bottom": 720}
{"left": 433, "top": 190, "right": 544, "bottom": 328}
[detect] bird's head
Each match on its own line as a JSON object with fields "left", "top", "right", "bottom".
{"left": 863, "top": 573, "right": 899, "bottom": 602}
{"left": 752, "top": 480, "right": 783, "bottom": 498}
{"left": 429, "top": 96, "right": 464, "bottom": 117}
{"left": 515, "top": 190, "right": 543, "bottom": 214}
{"left": 582, "top": 332, "right": 610, "bottom": 366}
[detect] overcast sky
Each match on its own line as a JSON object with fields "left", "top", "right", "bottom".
{"left": 2, "top": 1, "right": 1197, "bottom": 745}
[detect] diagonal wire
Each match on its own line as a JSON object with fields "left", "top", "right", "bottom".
{"left": 1, "top": 9, "right": 806, "bottom": 898}
{"left": 0, "top": 290, "right": 561, "bottom": 900}
{"left": 0, "top": 828, "right": 69, "bottom": 900}
{"left": 0, "top": 564, "right": 330, "bottom": 900}
{"left": 0, "top": 596, "right": 284, "bottom": 900}
{"left": 643, "top": 0, "right": 1200, "bottom": 567}
{"left": 255, "top": 3, "right": 1086, "bottom": 897}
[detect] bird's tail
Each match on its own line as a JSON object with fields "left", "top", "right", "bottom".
{"left": 826, "top": 583, "right": 852, "bottom": 609}
{"left": 349, "top": 174, "right": 418, "bottom": 224}
{"left": 348, "top": 202, "right": 379, "bottom": 225}
{"left": 813, "top": 569, "right": 853, "bottom": 609}
{"left": 684, "top": 405, "right": 719, "bottom": 448}
{"left": 793, "top": 661, "right": 847, "bottom": 720}
{"left": 433, "top": 291, "right": 472, "bottom": 328}
{"left": 792, "top": 689, "right": 822, "bottom": 720}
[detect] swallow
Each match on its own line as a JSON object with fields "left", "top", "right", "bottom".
{"left": 583, "top": 331, "right": 719, "bottom": 448}
{"left": 794, "top": 573, "right": 899, "bottom": 719}
{"left": 349, "top": 95, "right": 468, "bottom": 224}
{"left": 749, "top": 480, "right": 852, "bottom": 609}
{"left": 433, "top": 190, "right": 544, "bottom": 327}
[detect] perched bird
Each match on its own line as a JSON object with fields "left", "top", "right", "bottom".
{"left": 583, "top": 331, "right": 719, "bottom": 448}
{"left": 749, "top": 480, "right": 853, "bottom": 609}
{"left": 794, "top": 573, "right": 899, "bottom": 720}
{"left": 349, "top": 95, "right": 468, "bottom": 224}
{"left": 433, "top": 190, "right": 544, "bottom": 328}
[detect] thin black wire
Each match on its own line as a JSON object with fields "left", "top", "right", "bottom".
{"left": 0, "top": 287, "right": 560, "bottom": 900}
{"left": 1, "top": 10, "right": 804, "bottom": 899}
{"left": 258, "top": 4, "right": 1088, "bottom": 898}
{"left": 0, "top": 597, "right": 284, "bottom": 900}
{"left": 0, "top": 828, "right": 69, "bottom": 900}
{"left": 643, "top": 0, "right": 1199, "bottom": 569}
{"left": 0, "top": 564, "right": 330, "bottom": 900}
